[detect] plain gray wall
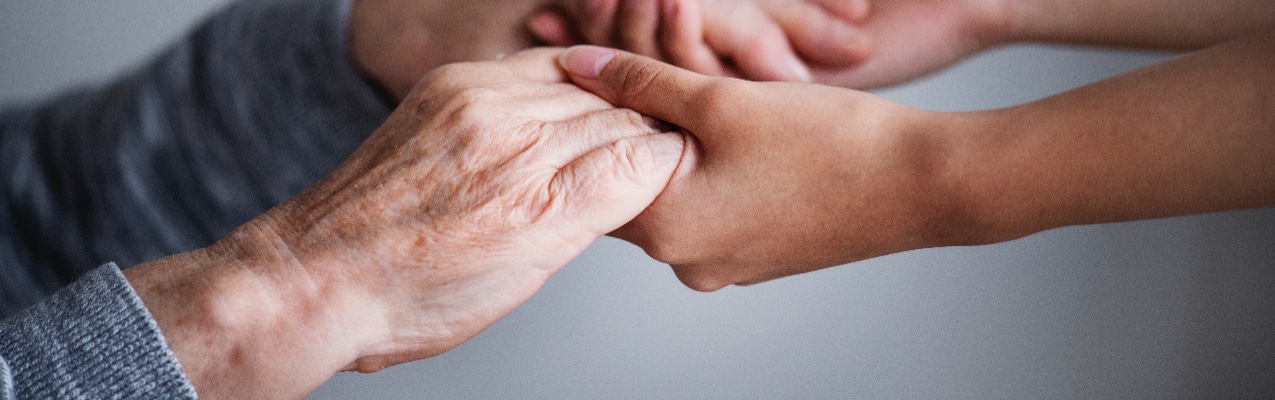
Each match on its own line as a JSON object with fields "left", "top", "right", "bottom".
{"left": 4, "top": 1, "right": 1274, "bottom": 399}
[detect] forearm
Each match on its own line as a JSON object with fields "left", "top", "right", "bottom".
{"left": 122, "top": 221, "right": 371, "bottom": 399}
{"left": 944, "top": 29, "right": 1275, "bottom": 243}
{"left": 1007, "top": 0, "right": 1275, "bottom": 49}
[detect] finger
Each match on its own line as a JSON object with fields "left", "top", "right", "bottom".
{"left": 703, "top": 7, "right": 811, "bottom": 82}
{"left": 764, "top": 1, "right": 872, "bottom": 67}
{"left": 659, "top": 0, "right": 727, "bottom": 76}
{"left": 810, "top": 0, "right": 871, "bottom": 22}
{"left": 527, "top": 9, "right": 582, "bottom": 46}
{"left": 558, "top": 45, "right": 715, "bottom": 130}
{"left": 575, "top": 0, "right": 621, "bottom": 47}
{"left": 544, "top": 108, "right": 664, "bottom": 164}
{"left": 498, "top": 48, "right": 573, "bottom": 83}
{"left": 616, "top": 0, "right": 664, "bottom": 58}
{"left": 516, "top": 83, "right": 619, "bottom": 121}
{"left": 422, "top": 65, "right": 614, "bottom": 122}
{"left": 552, "top": 132, "right": 687, "bottom": 236}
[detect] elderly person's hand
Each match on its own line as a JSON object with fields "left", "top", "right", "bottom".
{"left": 123, "top": 48, "right": 687, "bottom": 399}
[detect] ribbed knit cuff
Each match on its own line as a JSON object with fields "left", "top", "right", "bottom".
{"left": 0, "top": 263, "right": 197, "bottom": 399}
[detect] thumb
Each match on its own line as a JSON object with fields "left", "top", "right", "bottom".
{"left": 552, "top": 131, "right": 687, "bottom": 236}
{"left": 559, "top": 45, "right": 712, "bottom": 130}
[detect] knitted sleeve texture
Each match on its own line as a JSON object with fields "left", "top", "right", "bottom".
{"left": 0, "top": 0, "right": 394, "bottom": 396}
{"left": 0, "top": 0, "right": 391, "bottom": 317}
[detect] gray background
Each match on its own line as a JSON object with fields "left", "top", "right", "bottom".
{"left": 4, "top": 1, "right": 1274, "bottom": 399}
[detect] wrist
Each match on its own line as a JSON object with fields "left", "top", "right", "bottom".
{"left": 903, "top": 108, "right": 1013, "bottom": 248}
{"left": 855, "top": 105, "right": 1000, "bottom": 253}
{"left": 124, "top": 220, "right": 375, "bottom": 398}
{"left": 928, "top": 107, "right": 1052, "bottom": 247}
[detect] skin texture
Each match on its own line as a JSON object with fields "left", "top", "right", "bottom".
{"left": 804, "top": 0, "right": 1014, "bottom": 88}
{"left": 559, "top": 46, "right": 952, "bottom": 290}
{"left": 528, "top": 0, "right": 874, "bottom": 83}
{"left": 529, "top": 0, "right": 1000, "bottom": 88}
{"left": 558, "top": 25, "right": 1275, "bottom": 290}
{"left": 111, "top": 0, "right": 1275, "bottom": 396}
{"left": 124, "top": 49, "right": 688, "bottom": 399}
{"left": 532, "top": 0, "right": 1275, "bottom": 89}
{"left": 350, "top": 0, "right": 556, "bottom": 100}
{"left": 822, "top": 0, "right": 1275, "bottom": 88}
{"left": 1009, "top": 0, "right": 1275, "bottom": 49}
{"left": 350, "top": 0, "right": 871, "bottom": 99}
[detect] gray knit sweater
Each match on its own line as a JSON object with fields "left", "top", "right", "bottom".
{"left": 0, "top": 0, "right": 393, "bottom": 397}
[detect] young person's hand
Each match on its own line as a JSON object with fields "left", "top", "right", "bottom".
{"left": 559, "top": 28, "right": 1275, "bottom": 290}
{"left": 529, "top": 0, "right": 874, "bottom": 83}
{"left": 558, "top": 46, "right": 958, "bottom": 290}
{"left": 806, "top": 0, "right": 1014, "bottom": 88}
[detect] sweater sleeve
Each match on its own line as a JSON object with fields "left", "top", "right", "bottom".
{"left": 0, "top": 263, "right": 197, "bottom": 399}
{"left": 0, "top": 0, "right": 393, "bottom": 317}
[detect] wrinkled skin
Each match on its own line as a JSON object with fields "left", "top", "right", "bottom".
{"left": 127, "top": 48, "right": 689, "bottom": 399}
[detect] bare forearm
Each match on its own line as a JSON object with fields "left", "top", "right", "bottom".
{"left": 123, "top": 225, "right": 365, "bottom": 399}
{"left": 1008, "top": 0, "right": 1275, "bottom": 49}
{"left": 946, "top": 29, "right": 1275, "bottom": 243}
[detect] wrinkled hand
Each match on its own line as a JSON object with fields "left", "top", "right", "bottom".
{"left": 559, "top": 46, "right": 955, "bottom": 291}
{"left": 280, "top": 47, "right": 687, "bottom": 368}
{"left": 128, "top": 48, "right": 687, "bottom": 398}
{"left": 529, "top": 0, "right": 873, "bottom": 83}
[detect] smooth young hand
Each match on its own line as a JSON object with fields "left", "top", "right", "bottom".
{"left": 558, "top": 46, "right": 956, "bottom": 291}
{"left": 529, "top": 0, "right": 874, "bottom": 83}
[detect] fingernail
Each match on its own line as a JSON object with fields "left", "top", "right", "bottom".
{"left": 560, "top": 46, "right": 619, "bottom": 78}
{"left": 785, "top": 53, "right": 812, "bottom": 83}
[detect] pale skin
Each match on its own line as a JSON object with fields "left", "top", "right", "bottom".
{"left": 557, "top": 22, "right": 1275, "bottom": 291}
{"left": 123, "top": 49, "right": 687, "bottom": 399}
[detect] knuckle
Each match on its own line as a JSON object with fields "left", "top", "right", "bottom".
{"left": 439, "top": 87, "right": 501, "bottom": 126}
{"left": 636, "top": 231, "right": 696, "bottom": 267}
{"left": 672, "top": 267, "right": 732, "bottom": 292}
{"left": 614, "top": 58, "right": 667, "bottom": 103}
{"left": 419, "top": 63, "right": 474, "bottom": 91}
{"left": 605, "top": 138, "right": 645, "bottom": 183}
{"left": 693, "top": 80, "right": 742, "bottom": 116}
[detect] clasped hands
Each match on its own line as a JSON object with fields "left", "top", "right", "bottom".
{"left": 130, "top": 0, "right": 994, "bottom": 396}
{"left": 122, "top": 45, "right": 942, "bottom": 398}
